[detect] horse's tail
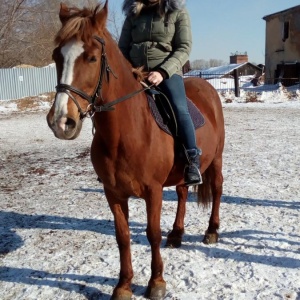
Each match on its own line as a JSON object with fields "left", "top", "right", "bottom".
{"left": 194, "top": 171, "right": 212, "bottom": 208}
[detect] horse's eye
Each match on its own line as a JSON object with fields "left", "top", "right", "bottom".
{"left": 88, "top": 56, "right": 97, "bottom": 63}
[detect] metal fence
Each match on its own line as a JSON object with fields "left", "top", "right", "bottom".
{"left": 0, "top": 67, "right": 57, "bottom": 101}
{"left": 1, "top": 67, "right": 299, "bottom": 101}
{"left": 184, "top": 72, "right": 300, "bottom": 94}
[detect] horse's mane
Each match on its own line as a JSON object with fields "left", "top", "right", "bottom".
{"left": 132, "top": 67, "right": 148, "bottom": 82}
{"left": 55, "top": 5, "right": 102, "bottom": 45}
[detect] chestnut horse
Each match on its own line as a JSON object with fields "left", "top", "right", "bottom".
{"left": 46, "top": 2, "right": 224, "bottom": 299}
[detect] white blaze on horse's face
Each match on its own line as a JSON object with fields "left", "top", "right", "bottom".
{"left": 54, "top": 39, "right": 84, "bottom": 126}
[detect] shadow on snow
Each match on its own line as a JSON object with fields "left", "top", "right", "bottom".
{"left": 0, "top": 210, "right": 149, "bottom": 255}
{"left": 0, "top": 266, "right": 146, "bottom": 300}
{"left": 1, "top": 194, "right": 299, "bottom": 298}
{"left": 78, "top": 187, "right": 300, "bottom": 209}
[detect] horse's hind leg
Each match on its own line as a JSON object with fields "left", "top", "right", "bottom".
{"left": 105, "top": 189, "right": 133, "bottom": 300}
{"left": 203, "top": 155, "right": 223, "bottom": 244}
{"left": 144, "top": 185, "right": 166, "bottom": 300}
{"left": 166, "top": 185, "right": 188, "bottom": 248}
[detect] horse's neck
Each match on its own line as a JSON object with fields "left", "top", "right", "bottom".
{"left": 94, "top": 43, "right": 149, "bottom": 144}
{"left": 93, "top": 30, "right": 155, "bottom": 143}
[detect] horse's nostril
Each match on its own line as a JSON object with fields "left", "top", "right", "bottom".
{"left": 65, "top": 117, "right": 76, "bottom": 131}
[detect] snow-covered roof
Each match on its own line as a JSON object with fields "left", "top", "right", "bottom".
{"left": 185, "top": 62, "right": 261, "bottom": 79}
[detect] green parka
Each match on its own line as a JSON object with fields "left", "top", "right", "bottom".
{"left": 118, "top": 0, "right": 192, "bottom": 78}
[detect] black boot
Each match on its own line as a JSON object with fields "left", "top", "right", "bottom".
{"left": 184, "top": 149, "right": 203, "bottom": 186}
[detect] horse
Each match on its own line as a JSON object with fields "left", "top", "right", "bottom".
{"left": 46, "top": 2, "right": 225, "bottom": 299}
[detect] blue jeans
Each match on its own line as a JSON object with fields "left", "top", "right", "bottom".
{"left": 158, "top": 74, "right": 197, "bottom": 150}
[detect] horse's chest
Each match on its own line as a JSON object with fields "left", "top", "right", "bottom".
{"left": 92, "top": 156, "right": 143, "bottom": 197}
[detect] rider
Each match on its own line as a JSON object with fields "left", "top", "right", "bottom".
{"left": 119, "top": 0, "right": 202, "bottom": 186}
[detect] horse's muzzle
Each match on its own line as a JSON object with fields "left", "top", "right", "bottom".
{"left": 46, "top": 112, "right": 82, "bottom": 140}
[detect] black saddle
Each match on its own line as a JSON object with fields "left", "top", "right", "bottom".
{"left": 146, "top": 88, "right": 205, "bottom": 138}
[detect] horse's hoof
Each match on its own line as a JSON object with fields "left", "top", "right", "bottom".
{"left": 110, "top": 288, "right": 132, "bottom": 300}
{"left": 203, "top": 232, "right": 219, "bottom": 244}
{"left": 165, "top": 237, "right": 182, "bottom": 248}
{"left": 145, "top": 282, "right": 166, "bottom": 300}
{"left": 166, "top": 230, "right": 184, "bottom": 248}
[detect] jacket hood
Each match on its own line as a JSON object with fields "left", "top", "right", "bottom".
{"left": 122, "top": 0, "right": 186, "bottom": 16}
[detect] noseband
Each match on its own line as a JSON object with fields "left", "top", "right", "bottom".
{"left": 55, "top": 36, "right": 117, "bottom": 118}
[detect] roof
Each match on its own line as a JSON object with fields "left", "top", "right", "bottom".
{"left": 263, "top": 5, "right": 300, "bottom": 21}
{"left": 184, "top": 63, "right": 262, "bottom": 79}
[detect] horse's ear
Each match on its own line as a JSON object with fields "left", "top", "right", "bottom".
{"left": 103, "top": 0, "right": 109, "bottom": 11}
{"left": 59, "top": 2, "right": 70, "bottom": 24}
{"left": 94, "top": 1, "right": 108, "bottom": 28}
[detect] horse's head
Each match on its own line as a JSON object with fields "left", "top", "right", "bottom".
{"left": 47, "top": 2, "right": 108, "bottom": 140}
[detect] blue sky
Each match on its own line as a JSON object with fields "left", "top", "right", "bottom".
{"left": 108, "top": 0, "right": 300, "bottom": 64}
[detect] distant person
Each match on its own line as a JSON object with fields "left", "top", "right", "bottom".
{"left": 119, "top": 0, "right": 202, "bottom": 185}
{"left": 251, "top": 77, "right": 259, "bottom": 86}
{"left": 251, "top": 72, "right": 261, "bottom": 86}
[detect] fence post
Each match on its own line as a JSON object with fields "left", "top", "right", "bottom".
{"left": 297, "top": 62, "right": 300, "bottom": 89}
{"left": 233, "top": 69, "right": 240, "bottom": 97}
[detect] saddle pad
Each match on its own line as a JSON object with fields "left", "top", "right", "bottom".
{"left": 147, "top": 95, "right": 205, "bottom": 136}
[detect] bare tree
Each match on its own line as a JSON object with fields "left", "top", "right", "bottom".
{"left": 107, "top": 3, "right": 124, "bottom": 42}
{"left": 0, "top": 0, "right": 29, "bottom": 67}
{"left": 191, "top": 59, "right": 227, "bottom": 70}
{"left": 0, "top": 1, "right": 227, "bottom": 70}
{"left": 0, "top": 0, "right": 123, "bottom": 68}
{"left": 191, "top": 59, "right": 209, "bottom": 70}
{"left": 209, "top": 59, "right": 227, "bottom": 68}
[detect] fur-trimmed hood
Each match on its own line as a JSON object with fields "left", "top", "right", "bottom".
{"left": 122, "top": 0, "right": 186, "bottom": 16}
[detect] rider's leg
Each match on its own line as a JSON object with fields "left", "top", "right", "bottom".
{"left": 158, "top": 74, "right": 202, "bottom": 185}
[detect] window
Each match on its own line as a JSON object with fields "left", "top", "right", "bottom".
{"left": 282, "top": 21, "right": 289, "bottom": 42}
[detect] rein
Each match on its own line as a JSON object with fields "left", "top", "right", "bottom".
{"left": 93, "top": 85, "right": 153, "bottom": 112}
{"left": 55, "top": 36, "right": 151, "bottom": 119}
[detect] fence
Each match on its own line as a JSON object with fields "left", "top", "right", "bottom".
{"left": 184, "top": 71, "right": 300, "bottom": 96}
{"left": 1, "top": 66, "right": 299, "bottom": 101}
{"left": 0, "top": 66, "right": 57, "bottom": 101}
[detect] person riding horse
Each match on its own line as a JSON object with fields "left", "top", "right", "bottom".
{"left": 47, "top": 2, "right": 224, "bottom": 298}
{"left": 119, "top": 0, "right": 202, "bottom": 186}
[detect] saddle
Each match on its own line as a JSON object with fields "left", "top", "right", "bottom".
{"left": 146, "top": 88, "right": 205, "bottom": 138}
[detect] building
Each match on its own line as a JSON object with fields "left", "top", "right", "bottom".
{"left": 230, "top": 52, "right": 249, "bottom": 64}
{"left": 184, "top": 61, "right": 263, "bottom": 91}
{"left": 263, "top": 5, "right": 300, "bottom": 86}
{"left": 185, "top": 61, "right": 262, "bottom": 80}
{"left": 185, "top": 62, "right": 262, "bottom": 79}
{"left": 186, "top": 53, "right": 262, "bottom": 79}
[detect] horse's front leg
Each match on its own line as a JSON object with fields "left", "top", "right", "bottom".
{"left": 166, "top": 185, "right": 188, "bottom": 248}
{"left": 105, "top": 190, "right": 133, "bottom": 300}
{"left": 144, "top": 185, "right": 166, "bottom": 300}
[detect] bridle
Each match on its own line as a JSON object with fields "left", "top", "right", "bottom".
{"left": 55, "top": 35, "right": 151, "bottom": 119}
{"left": 55, "top": 36, "right": 116, "bottom": 119}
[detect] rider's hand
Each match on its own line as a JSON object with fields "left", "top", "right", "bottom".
{"left": 147, "top": 71, "right": 163, "bottom": 86}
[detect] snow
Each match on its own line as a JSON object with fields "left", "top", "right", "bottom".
{"left": 0, "top": 102, "right": 18, "bottom": 113}
{"left": 206, "top": 76, "right": 300, "bottom": 94}
{"left": 0, "top": 89, "right": 300, "bottom": 300}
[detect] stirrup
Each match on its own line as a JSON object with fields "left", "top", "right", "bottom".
{"left": 184, "top": 164, "right": 203, "bottom": 186}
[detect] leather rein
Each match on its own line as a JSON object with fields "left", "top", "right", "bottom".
{"left": 55, "top": 36, "right": 151, "bottom": 119}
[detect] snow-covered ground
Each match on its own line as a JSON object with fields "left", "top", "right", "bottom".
{"left": 0, "top": 89, "right": 300, "bottom": 300}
